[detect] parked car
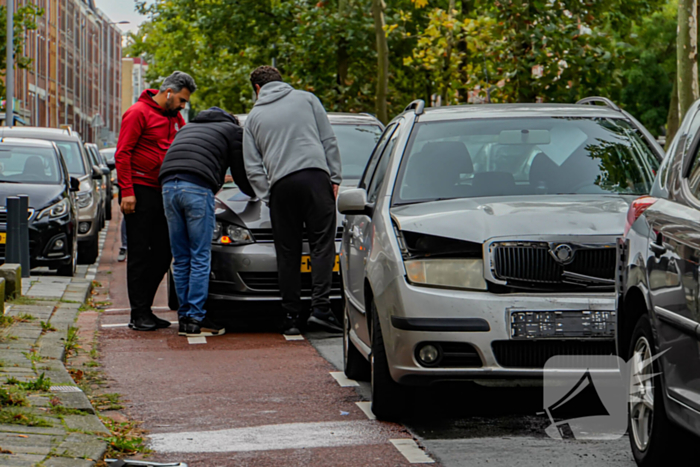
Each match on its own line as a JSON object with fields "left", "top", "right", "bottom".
{"left": 0, "top": 138, "right": 80, "bottom": 275}
{"left": 83, "top": 143, "right": 107, "bottom": 227}
{"left": 86, "top": 143, "right": 113, "bottom": 221}
{"left": 337, "top": 98, "right": 663, "bottom": 421}
{"left": 167, "top": 112, "right": 384, "bottom": 310}
{"left": 0, "top": 127, "right": 104, "bottom": 264}
{"left": 617, "top": 99, "right": 700, "bottom": 465}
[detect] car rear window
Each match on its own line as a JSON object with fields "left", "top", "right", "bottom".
{"left": 54, "top": 141, "right": 87, "bottom": 176}
{"left": 333, "top": 124, "right": 383, "bottom": 179}
{"left": 394, "top": 117, "right": 660, "bottom": 204}
{"left": 0, "top": 146, "right": 62, "bottom": 185}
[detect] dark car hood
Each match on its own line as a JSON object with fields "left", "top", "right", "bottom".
{"left": 391, "top": 194, "right": 635, "bottom": 243}
{"left": 0, "top": 183, "right": 65, "bottom": 211}
{"left": 215, "top": 180, "right": 359, "bottom": 229}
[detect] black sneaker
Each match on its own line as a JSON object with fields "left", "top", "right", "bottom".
{"left": 129, "top": 315, "right": 157, "bottom": 332}
{"left": 282, "top": 313, "right": 301, "bottom": 336}
{"left": 186, "top": 317, "right": 225, "bottom": 337}
{"left": 307, "top": 309, "right": 342, "bottom": 333}
{"left": 117, "top": 247, "right": 127, "bottom": 262}
{"left": 178, "top": 317, "right": 190, "bottom": 336}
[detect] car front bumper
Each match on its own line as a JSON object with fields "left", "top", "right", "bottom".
{"left": 0, "top": 215, "right": 75, "bottom": 269}
{"left": 208, "top": 241, "right": 343, "bottom": 303}
{"left": 77, "top": 199, "right": 100, "bottom": 242}
{"left": 376, "top": 278, "right": 617, "bottom": 385}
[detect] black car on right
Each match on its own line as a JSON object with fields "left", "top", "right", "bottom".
{"left": 618, "top": 99, "right": 700, "bottom": 465}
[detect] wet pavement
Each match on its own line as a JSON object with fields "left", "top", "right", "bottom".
{"left": 92, "top": 202, "right": 636, "bottom": 466}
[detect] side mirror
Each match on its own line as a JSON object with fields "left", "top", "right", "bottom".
{"left": 101, "top": 167, "right": 110, "bottom": 176}
{"left": 69, "top": 177, "right": 80, "bottom": 192}
{"left": 92, "top": 166, "right": 103, "bottom": 180}
{"left": 338, "top": 188, "right": 372, "bottom": 216}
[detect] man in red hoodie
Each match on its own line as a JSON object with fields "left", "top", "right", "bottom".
{"left": 115, "top": 71, "right": 197, "bottom": 331}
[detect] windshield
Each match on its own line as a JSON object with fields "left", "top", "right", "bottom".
{"left": 54, "top": 141, "right": 86, "bottom": 176}
{"left": 394, "top": 117, "right": 660, "bottom": 204}
{"left": 333, "top": 124, "right": 383, "bottom": 179}
{"left": 0, "top": 146, "right": 62, "bottom": 185}
{"left": 222, "top": 122, "right": 382, "bottom": 190}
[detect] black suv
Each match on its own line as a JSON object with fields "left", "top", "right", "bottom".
{"left": 0, "top": 138, "right": 80, "bottom": 275}
{"left": 618, "top": 98, "right": 700, "bottom": 465}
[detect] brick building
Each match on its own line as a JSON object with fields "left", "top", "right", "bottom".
{"left": 4, "top": 0, "right": 123, "bottom": 146}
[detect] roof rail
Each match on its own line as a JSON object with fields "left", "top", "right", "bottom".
{"left": 576, "top": 97, "right": 621, "bottom": 112}
{"left": 404, "top": 99, "right": 425, "bottom": 116}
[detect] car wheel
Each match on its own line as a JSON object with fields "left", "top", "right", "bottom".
{"left": 56, "top": 250, "right": 76, "bottom": 277}
{"left": 343, "top": 301, "right": 370, "bottom": 382}
{"left": 105, "top": 195, "right": 112, "bottom": 221}
{"left": 167, "top": 269, "right": 179, "bottom": 311}
{"left": 77, "top": 235, "right": 99, "bottom": 265}
{"left": 628, "top": 314, "right": 696, "bottom": 465}
{"left": 370, "top": 299, "right": 413, "bottom": 421}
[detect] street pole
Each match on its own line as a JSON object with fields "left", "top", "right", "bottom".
{"left": 6, "top": 0, "right": 14, "bottom": 127}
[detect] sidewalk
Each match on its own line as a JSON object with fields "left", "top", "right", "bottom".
{"left": 0, "top": 268, "right": 109, "bottom": 465}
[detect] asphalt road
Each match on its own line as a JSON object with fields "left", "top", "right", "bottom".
{"left": 91, "top": 202, "right": 637, "bottom": 466}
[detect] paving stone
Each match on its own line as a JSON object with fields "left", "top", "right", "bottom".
{"left": 0, "top": 432, "right": 61, "bottom": 455}
{"left": 0, "top": 423, "right": 66, "bottom": 436}
{"left": 44, "top": 457, "right": 95, "bottom": 467}
{"left": 0, "top": 264, "right": 22, "bottom": 299}
{"left": 0, "top": 453, "right": 46, "bottom": 466}
{"left": 62, "top": 414, "right": 110, "bottom": 435}
{"left": 53, "top": 392, "right": 95, "bottom": 414}
{"left": 37, "top": 332, "right": 67, "bottom": 361}
{"left": 40, "top": 369, "right": 75, "bottom": 385}
{"left": 53, "top": 432, "right": 106, "bottom": 460}
{"left": 50, "top": 307, "right": 79, "bottom": 326}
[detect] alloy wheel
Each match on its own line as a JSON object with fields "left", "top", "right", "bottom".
{"left": 629, "top": 336, "right": 654, "bottom": 452}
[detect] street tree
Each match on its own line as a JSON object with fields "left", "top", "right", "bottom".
{"left": 0, "top": 3, "right": 44, "bottom": 102}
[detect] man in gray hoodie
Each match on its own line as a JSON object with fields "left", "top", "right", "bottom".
{"left": 243, "top": 66, "right": 342, "bottom": 335}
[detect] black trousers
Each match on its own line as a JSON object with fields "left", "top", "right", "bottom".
{"left": 270, "top": 169, "right": 337, "bottom": 317}
{"left": 123, "top": 184, "right": 172, "bottom": 318}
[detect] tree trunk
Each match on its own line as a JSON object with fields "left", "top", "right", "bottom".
{"left": 666, "top": 78, "right": 680, "bottom": 150}
{"left": 372, "top": 0, "right": 389, "bottom": 123}
{"left": 677, "top": 0, "right": 698, "bottom": 120}
{"left": 440, "top": 0, "right": 457, "bottom": 105}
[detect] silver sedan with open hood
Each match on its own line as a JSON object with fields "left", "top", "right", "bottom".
{"left": 337, "top": 98, "right": 663, "bottom": 421}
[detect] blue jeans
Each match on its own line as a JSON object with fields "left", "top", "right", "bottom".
{"left": 162, "top": 180, "right": 215, "bottom": 321}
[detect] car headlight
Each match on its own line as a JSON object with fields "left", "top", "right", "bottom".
{"left": 212, "top": 222, "right": 253, "bottom": 245}
{"left": 36, "top": 199, "right": 70, "bottom": 220}
{"left": 404, "top": 258, "right": 487, "bottom": 291}
{"left": 76, "top": 190, "right": 93, "bottom": 208}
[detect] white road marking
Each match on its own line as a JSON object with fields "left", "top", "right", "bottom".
{"left": 355, "top": 401, "right": 376, "bottom": 420}
{"left": 283, "top": 334, "right": 305, "bottom": 341}
{"left": 149, "top": 420, "right": 383, "bottom": 453}
{"left": 104, "top": 306, "right": 170, "bottom": 313}
{"left": 330, "top": 371, "right": 359, "bottom": 387}
{"left": 187, "top": 336, "right": 207, "bottom": 345}
{"left": 390, "top": 439, "right": 435, "bottom": 464}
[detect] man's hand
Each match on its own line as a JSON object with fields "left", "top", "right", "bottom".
{"left": 121, "top": 196, "right": 137, "bottom": 215}
{"left": 224, "top": 174, "right": 234, "bottom": 183}
{"left": 333, "top": 184, "right": 339, "bottom": 200}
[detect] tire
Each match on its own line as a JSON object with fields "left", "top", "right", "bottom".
{"left": 105, "top": 192, "right": 112, "bottom": 221}
{"left": 167, "top": 269, "right": 179, "bottom": 311}
{"left": 628, "top": 314, "right": 697, "bottom": 465}
{"left": 343, "top": 301, "right": 370, "bottom": 382}
{"left": 56, "top": 251, "right": 76, "bottom": 277}
{"left": 370, "top": 299, "right": 413, "bottom": 421}
{"left": 77, "top": 235, "right": 99, "bottom": 265}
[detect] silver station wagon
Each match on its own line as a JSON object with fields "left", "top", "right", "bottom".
{"left": 337, "top": 98, "right": 663, "bottom": 421}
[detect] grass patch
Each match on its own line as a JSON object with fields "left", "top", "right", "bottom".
{"left": 84, "top": 361, "right": 99, "bottom": 368}
{"left": 14, "top": 313, "right": 36, "bottom": 322}
{"left": 101, "top": 418, "right": 150, "bottom": 457}
{"left": 91, "top": 393, "right": 123, "bottom": 411}
{"left": 23, "top": 348, "right": 46, "bottom": 366}
{"left": 64, "top": 327, "right": 80, "bottom": 357}
{"left": 6, "top": 296, "right": 38, "bottom": 306}
{"left": 0, "top": 314, "right": 15, "bottom": 328}
{"left": 6, "top": 373, "right": 52, "bottom": 392}
{"left": 0, "top": 387, "right": 28, "bottom": 407}
{"left": 40, "top": 321, "right": 56, "bottom": 333}
{"left": 0, "top": 407, "right": 52, "bottom": 427}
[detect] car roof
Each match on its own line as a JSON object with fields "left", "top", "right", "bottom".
{"left": 0, "top": 126, "right": 83, "bottom": 142}
{"left": 412, "top": 103, "right": 626, "bottom": 122}
{"left": 235, "top": 112, "right": 383, "bottom": 127}
{"left": 0, "top": 137, "right": 56, "bottom": 148}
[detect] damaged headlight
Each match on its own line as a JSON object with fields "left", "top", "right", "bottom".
{"left": 212, "top": 221, "right": 253, "bottom": 245}
{"left": 405, "top": 258, "right": 487, "bottom": 291}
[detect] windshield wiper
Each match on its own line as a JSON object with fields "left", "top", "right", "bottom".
{"left": 0, "top": 180, "right": 21, "bottom": 183}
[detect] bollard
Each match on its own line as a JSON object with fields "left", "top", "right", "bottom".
{"left": 18, "top": 196, "right": 30, "bottom": 278}
{"left": 5, "top": 197, "right": 21, "bottom": 265}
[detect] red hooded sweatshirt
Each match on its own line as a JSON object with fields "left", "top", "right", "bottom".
{"left": 115, "top": 89, "right": 186, "bottom": 197}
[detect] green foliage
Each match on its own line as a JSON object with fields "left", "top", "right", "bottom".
{"left": 40, "top": 321, "right": 56, "bottom": 333}
{"left": 6, "top": 373, "right": 51, "bottom": 392}
{"left": 101, "top": 418, "right": 151, "bottom": 457}
{"left": 0, "top": 387, "right": 28, "bottom": 407}
{"left": 0, "top": 407, "right": 51, "bottom": 427}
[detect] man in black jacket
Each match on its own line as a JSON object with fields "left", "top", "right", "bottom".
{"left": 159, "top": 107, "right": 254, "bottom": 337}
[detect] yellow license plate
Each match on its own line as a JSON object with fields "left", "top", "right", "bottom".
{"left": 301, "top": 255, "right": 340, "bottom": 273}
{"left": 0, "top": 232, "right": 5, "bottom": 244}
